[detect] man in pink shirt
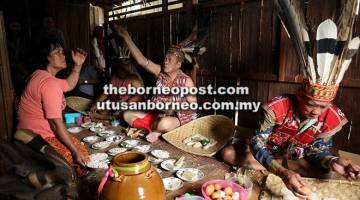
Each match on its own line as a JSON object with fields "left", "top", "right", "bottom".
{"left": 17, "top": 38, "right": 88, "bottom": 180}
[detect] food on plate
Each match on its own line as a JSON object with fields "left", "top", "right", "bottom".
{"left": 224, "top": 186, "right": 233, "bottom": 196}
{"left": 182, "top": 134, "right": 217, "bottom": 149}
{"left": 174, "top": 156, "right": 185, "bottom": 169}
{"left": 67, "top": 126, "right": 83, "bottom": 134}
{"left": 214, "top": 183, "right": 222, "bottom": 191}
{"left": 161, "top": 159, "right": 184, "bottom": 171}
{"left": 182, "top": 169, "right": 196, "bottom": 180}
{"left": 211, "top": 191, "right": 221, "bottom": 199}
{"left": 148, "top": 156, "right": 163, "bottom": 164}
{"left": 205, "top": 184, "right": 215, "bottom": 196}
{"left": 232, "top": 192, "right": 240, "bottom": 200}
{"left": 105, "top": 135, "right": 123, "bottom": 143}
{"left": 162, "top": 177, "right": 184, "bottom": 191}
{"left": 82, "top": 135, "right": 100, "bottom": 143}
{"left": 151, "top": 149, "right": 170, "bottom": 159}
{"left": 133, "top": 145, "right": 151, "bottom": 153}
{"left": 204, "top": 184, "right": 240, "bottom": 200}
{"left": 176, "top": 168, "right": 204, "bottom": 182}
{"left": 107, "top": 147, "right": 127, "bottom": 156}
{"left": 120, "top": 139, "right": 140, "bottom": 148}
{"left": 91, "top": 141, "right": 111, "bottom": 149}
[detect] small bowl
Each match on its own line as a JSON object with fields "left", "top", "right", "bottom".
{"left": 201, "top": 179, "right": 248, "bottom": 200}
{"left": 175, "top": 195, "right": 204, "bottom": 200}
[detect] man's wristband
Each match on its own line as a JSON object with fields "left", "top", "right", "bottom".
{"left": 328, "top": 156, "right": 340, "bottom": 169}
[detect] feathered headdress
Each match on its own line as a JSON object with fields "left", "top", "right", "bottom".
{"left": 167, "top": 22, "right": 208, "bottom": 66}
{"left": 275, "top": 0, "right": 360, "bottom": 102}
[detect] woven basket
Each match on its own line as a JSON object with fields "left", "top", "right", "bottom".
{"left": 261, "top": 173, "right": 360, "bottom": 200}
{"left": 66, "top": 96, "right": 93, "bottom": 114}
{"left": 162, "top": 115, "right": 235, "bottom": 157}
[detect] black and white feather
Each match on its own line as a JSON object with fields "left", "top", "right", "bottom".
{"left": 275, "top": 0, "right": 360, "bottom": 86}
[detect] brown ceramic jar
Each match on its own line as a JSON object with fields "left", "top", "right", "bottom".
{"left": 101, "top": 151, "right": 165, "bottom": 200}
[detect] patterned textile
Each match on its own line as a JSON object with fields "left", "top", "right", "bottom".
{"left": 250, "top": 95, "right": 348, "bottom": 172}
{"left": 152, "top": 70, "right": 197, "bottom": 125}
{"left": 110, "top": 76, "right": 132, "bottom": 102}
{"left": 301, "top": 81, "right": 339, "bottom": 102}
{"left": 44, "top": 135, "right": 89, "bottom": 177}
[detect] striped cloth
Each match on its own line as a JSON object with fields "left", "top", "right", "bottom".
{"left": 152, "top": 70, "right": 197, "bottom": 125}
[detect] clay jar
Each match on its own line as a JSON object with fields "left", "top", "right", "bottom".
{"left": 101, "top": 151, "right": 165, "bottom": 200}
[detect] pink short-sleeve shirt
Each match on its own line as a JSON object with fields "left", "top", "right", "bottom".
{"left": 17, "top": 70, "right": 69, "bottom": 138}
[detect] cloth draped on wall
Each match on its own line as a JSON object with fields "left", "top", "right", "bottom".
{"left": 89, "top": 4, "right": 104, "bottom": 34}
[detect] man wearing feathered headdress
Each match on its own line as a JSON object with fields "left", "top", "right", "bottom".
{"left": 114, "top": 24, "right": 204, "bottom": 143}
{"left": 222, "top": 0, "right": 360, "bottom": 198}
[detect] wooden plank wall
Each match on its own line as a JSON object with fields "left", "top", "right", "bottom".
{"left": 112, "top": 0, "right": 360, "bottom": 153}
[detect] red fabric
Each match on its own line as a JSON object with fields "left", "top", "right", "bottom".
{"left": 264, "top": 96, "right": 347, "bottom": 155}
{"left": 18, "top": 70, "right": 69, "bottom": 139}
{"left": 45, "top": 135, "right": 89, "bottom": 177}
{"left": 132, "top": 113, "right": 157, "bottom": 133}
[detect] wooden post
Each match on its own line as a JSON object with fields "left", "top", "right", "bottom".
{"left": 0, "top": 12, "right": 15, "bottom": 141}
{"left": 278, "top": 27, "right": 287, "bottom": 82}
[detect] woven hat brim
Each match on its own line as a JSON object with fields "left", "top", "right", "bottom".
{"left": 66, "top": 96, "right": 93, "bottom": 114}
{"left": 162, "top": 115, "right": 235, "bottom": 157}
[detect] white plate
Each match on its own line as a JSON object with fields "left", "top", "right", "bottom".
{"left": 67, "top": 127, "right": 83, "bottom": 134}
{"left": 176, "top": 168, "right": 204, "bottom": 182}
{"left": 92, "top": 141, "right": 111, "bottom": 150}
{"left": 133, "top": 145, "right": 151, "bottom": 153}
{"left": 160, "top": 159, "right": 183, "bottom": 171}
{"left": 148, "top": 156, "right": 163, "bottom": 164}
{"left": 86, "top": 159, "right": 110, "bottom": 169}
{"left": 90, "top": 126, "right": 106, "bottom": 133}
{"left": 81, "top": 122, "right": 96, "bottom": 128}
{"left": 151, "top": 150, "right": 170, "bottom": 159}
{"left": 156, "top": 168, "right": 163, "bottom": 175}
{"left": 120, "top": 140, "right": 140, "bottom": 148}
{"left": 162, "top": 177, "right": 184, "bottom": 191}
{"left": 107, "top": 147, "right": 128, "bottom": 156}
{"left": 105, "top": 135, "right": 124, "bottom": 143}
{"left": 82, "top": 135, "right": 101, "bottom": 143}
{"left": 98, "top": 130, "right": 116, "bottom": 137}
{"left": 89, "top": 153, "right": 108, "bottom": 161}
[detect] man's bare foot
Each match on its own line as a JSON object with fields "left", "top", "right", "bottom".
{"left": 146, "top": 132, "right": 162, "bottom": 143}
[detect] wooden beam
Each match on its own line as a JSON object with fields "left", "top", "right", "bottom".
{"left": 200, "top": 0, "right": 257, "bottom": 9}
{"left": 107, "top": 7, "right": 185, "bottom": 22}
{"left": 278, "top": 27, "right": 288, "bottom": 82}
{"left": 109, "top": 1, "right": 184, "bottom": 18}
{"left": 107, "top": 0, "right": 161, "bottom": 12}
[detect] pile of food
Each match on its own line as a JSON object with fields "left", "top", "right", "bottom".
{"left": 183, "top": 134, "right": 217, "bottom": 149}
{"left": 204, "top": 183, "right": 241, "bottom": 200}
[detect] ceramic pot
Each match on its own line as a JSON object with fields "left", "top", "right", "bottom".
{"left": 101, "top": 151, "right": 165, "bottom": 200}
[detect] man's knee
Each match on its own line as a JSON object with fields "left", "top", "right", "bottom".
{"left": 155, "top": 117, "right": 180, "bottom": 132}
{"left": 123, "top": 111, "right": 143, "bottom": 124}
{"left": 221, "top": 145, "right": 237, "bottom": 165}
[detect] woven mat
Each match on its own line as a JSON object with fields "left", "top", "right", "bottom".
{"left": 66, "top": 96, "right": 92, "bottom": 114}
{"left": 259, "top": 173, "right": 360, "bottom": 200}
{"left": 162, "top": 115, "right": 235, "bottom": 157}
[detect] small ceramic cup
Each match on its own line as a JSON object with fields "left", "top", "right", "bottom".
{"left": 75, "top": 116, "right": 83, "bottom": 126}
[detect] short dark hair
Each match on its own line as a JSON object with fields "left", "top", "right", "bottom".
{"left": 36, "top": 37, "right": 63, "bottom": 69}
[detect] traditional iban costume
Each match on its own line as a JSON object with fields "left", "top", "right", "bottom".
{"left": 250, "top": 0, "right": 360, "bottom": 172}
